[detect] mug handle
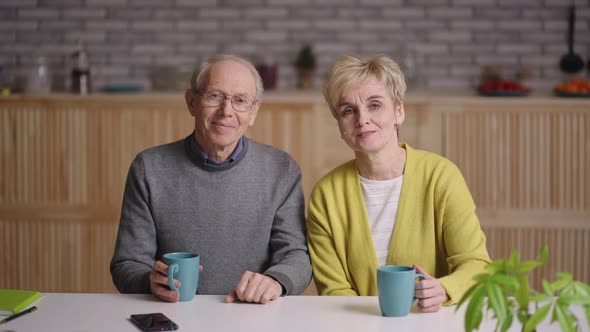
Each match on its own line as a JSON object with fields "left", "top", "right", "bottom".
{"left": 414, "top": 273, "right": 426, "bottom": 300}
{"left": 168, "top": 263, "right": 179, "bottom": 291}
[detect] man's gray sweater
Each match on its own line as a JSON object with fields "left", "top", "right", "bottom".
{"left": 110, "top": 135, "right": 312, "bottom": 295}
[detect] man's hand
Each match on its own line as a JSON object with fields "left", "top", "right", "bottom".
{"left": 224, "top": 271, "right": 282, "bottom": 304}
{"left": 149, "top": 261, "right": 203, "bottom": 303}
{"left": 413, "top": 264, "right": 449, "bottom": 312}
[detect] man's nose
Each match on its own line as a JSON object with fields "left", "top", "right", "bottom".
{"left": 219, "top": 97, "right": 234, "bottom": 115}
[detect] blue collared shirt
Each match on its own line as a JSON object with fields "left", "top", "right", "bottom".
{"left": 190, "top": 135, "right": 244, "bottom": 166}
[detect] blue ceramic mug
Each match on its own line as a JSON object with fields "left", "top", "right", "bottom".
{"left": 377, "top": 265, "right": 426, "bottom": 317}
{"left": 162, "top": 252, "right": 200, "bottom": 302}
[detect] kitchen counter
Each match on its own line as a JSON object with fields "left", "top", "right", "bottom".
{"left": 2, "top": 89, "right": 589, "bottom": 106}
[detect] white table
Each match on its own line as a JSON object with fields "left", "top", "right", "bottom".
{"left": 2, "top": 293, "right": 587, "bottom": 332}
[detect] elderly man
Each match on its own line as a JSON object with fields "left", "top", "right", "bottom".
{"left": 110, "top": 54, "right": 312, "bottom": 304}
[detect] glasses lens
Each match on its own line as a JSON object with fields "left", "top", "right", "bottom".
{"left": 231, "top": 96, "right": 252, "bottom": 112}
{"left": 204, "top": 91, "right": 224, "bottom": 106}
{"left": 200, "top": 91, "right": 253, "bottom": 112}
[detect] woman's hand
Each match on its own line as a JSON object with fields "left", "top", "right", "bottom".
{"left": 413, "top": 264, "right": 449, "bottom": 312}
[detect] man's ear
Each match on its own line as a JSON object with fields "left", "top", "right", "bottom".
{"left": 248, "top": 102, "right": 260, "bottom": 127}
{"left": 185, "top": 88, "right": 196, "bottom": 116}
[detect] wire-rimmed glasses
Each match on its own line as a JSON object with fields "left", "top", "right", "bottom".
{"left": 196, "top": 90, "right": 257, "bottom": 112}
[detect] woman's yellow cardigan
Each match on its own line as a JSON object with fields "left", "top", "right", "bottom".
{"left": 306, "top": 144, "right": 491, "bottom": 304}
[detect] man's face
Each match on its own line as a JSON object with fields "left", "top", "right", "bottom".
{"left": 185, "top": 60, "right": 259, "bottom": 154}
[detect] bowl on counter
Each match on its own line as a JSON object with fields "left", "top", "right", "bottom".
{"left": 554, "top": 77, "right": 590, "bottom": 98}
{"left": 477, "top": 79, "right": 530, "bottom": 97}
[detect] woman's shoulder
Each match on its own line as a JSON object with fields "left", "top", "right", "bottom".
{"left": 319, "top": 159, "right": 356, "bottom": 180}
{"left": 405, "top": 144, "right": 459, "bottom": 174}
{"left": 311, "top": 159, "right": 357, "bottom": 193}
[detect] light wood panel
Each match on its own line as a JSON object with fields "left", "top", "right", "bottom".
{"left": 443, "top": 106, "right": 590, "bottom": 210}
{"left": 481, "top": 211, "right": 590, "bottom": 289}
{"left": 441, "top": 103, "right": 590, "bottom": 287}
{"left": 1, "top": 94, "right": 589, "bottom": 294}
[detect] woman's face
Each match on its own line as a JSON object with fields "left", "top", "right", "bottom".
{"left": 335, "top": 77, "right": 404, "bottom": 155}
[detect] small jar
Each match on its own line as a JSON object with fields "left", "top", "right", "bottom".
{"left": 26, "top": 56, "right": 51, "bottom": 94}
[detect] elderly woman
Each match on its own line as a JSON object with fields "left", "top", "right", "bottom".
{"left": 306, "top": 54, "right": 491, "bottom": 312}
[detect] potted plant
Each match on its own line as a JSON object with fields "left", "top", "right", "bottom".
{"left": 294, "top": 44, "right": 316, "bottom": 90}
{"left": 458, "top": 246, "right": 590, "bottom": 332}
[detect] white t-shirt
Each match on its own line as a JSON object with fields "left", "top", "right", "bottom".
{"left": 360, "top": 175, "right": 403, "bottom": 266}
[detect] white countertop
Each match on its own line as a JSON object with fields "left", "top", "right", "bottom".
{"left": 2, "top": 293, "right": 586, "bottom": 332}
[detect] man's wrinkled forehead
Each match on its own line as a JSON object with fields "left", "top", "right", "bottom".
{"left": 204, "top": 60, "right": 257, "bottom": 97}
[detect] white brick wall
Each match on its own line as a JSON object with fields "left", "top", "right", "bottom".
{"left": 0, "top": 1, "right": 588, "bottom": 91}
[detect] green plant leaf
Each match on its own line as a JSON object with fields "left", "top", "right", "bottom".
{"left": 561, "top": 284, "right": 575, "bottom": 297}
{"left": 486, "top": 260, "right": 506, "bottom": 274}
{"left": 488, "top": 283, "right": 508, "bottom": 325}
{"left": 531, "top": 294, "right": 551, "bottom": 303}
{"left": 584, "top": 305, "right": 590, "bottom": 330}
{"left": 554, "top": 302, "right": 575, "bottom": 332}
{"left": 464, "top": 287, "right": 485, "bottom": 332}
{"left": 517, "top": 307, "right": 530, "bottom": 325}
{"left": 474, "top": 273, "right": 491, "bottom": 283}
{"left": 549, "top": 279, "right": 570, "bottom": 292}
{"left": 573, "top": 282, "right": 590, "bottom": 296}
{"left": 515, "top": 275, "right": 530, "bottom": 308}
{"left": 457, "top": 283, "right": 482, "bottom": 310}
{"left": 523, "top": 303, "right": 551, "bottom": 332}
{"left": 542, "top": 280, "right": 553, "bottom": 296}
{"left": 539, "top": 245, "right": 548, "bottom": 265}
{"left": 517, "top": 260, "right": 541, "bottom": 273}
{"left": 509, "top": 251, "right": 519, "bottom": 268}
{"left": 492, "top": 274, "right": 519, "bottom": 290}
{"left": 557, "top": 272, "right": 573, "bottom": 281}
{"left": 500, "top": 310, "right": 514, "bottom": 332}
{"left": 557, "top": 295, "right": 590, "bottom": 305}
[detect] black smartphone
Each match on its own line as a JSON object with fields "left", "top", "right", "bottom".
{"left": 130, "top": 313, "right": 179, "bottom": 331}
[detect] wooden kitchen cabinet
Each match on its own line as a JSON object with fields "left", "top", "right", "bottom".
{"left": 1, "top": 91, "right": 589, "bottom": 293}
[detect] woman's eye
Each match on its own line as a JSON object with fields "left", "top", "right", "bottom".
{"left": 340, "top": 108, "right": 353, "bottom": 115}
{"left": 369, "top": 103, "right": 381, "bottom": 110}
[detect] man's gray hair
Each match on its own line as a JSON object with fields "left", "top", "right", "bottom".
{"left": 190, "top": 54, "right": 264, "bottom": 102}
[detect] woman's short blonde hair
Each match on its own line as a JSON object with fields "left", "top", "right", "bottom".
{"left": 323, "top": 54, "right": 406, "bottom": 118}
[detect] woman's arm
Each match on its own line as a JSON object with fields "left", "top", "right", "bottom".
{"left": 307, "top": 189, "right": 358, "bottom": 296}
{"left": 437, "top": 164, "right": 491, "bottom": 304}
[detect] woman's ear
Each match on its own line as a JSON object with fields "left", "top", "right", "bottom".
{"left": 395, "top": 103, "right": 405, "bottom": 126}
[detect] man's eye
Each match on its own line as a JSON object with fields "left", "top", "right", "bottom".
{"left": 208, "top": 91, "right": 223, "bottom": 99}
{"left": 234, "top": 97, "right": 249, "bottom": 105}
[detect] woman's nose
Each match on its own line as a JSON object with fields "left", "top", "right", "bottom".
{"left": 356, "top": 109, "right": 369, "bottom": 126}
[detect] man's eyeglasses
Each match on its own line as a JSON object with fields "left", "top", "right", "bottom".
{"left": 196, "top": 90, "right": 257, "bottom": 112}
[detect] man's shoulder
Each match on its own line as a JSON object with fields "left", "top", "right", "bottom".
{"left": 136, "top": 138, "right": 186, "bottom": 162}
{"left": 247, "top": 138, "right": 297, "bottom": 164}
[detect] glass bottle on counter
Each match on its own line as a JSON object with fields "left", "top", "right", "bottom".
{"left": 26, "top": 56, "right": 52, "bottom": 94}
{"left": 71, "top": 42, "right": 91, "bottom": 95}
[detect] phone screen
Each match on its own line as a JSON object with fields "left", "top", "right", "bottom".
{"left": 130, "top": 313, "right": 179, "bottom": 331}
